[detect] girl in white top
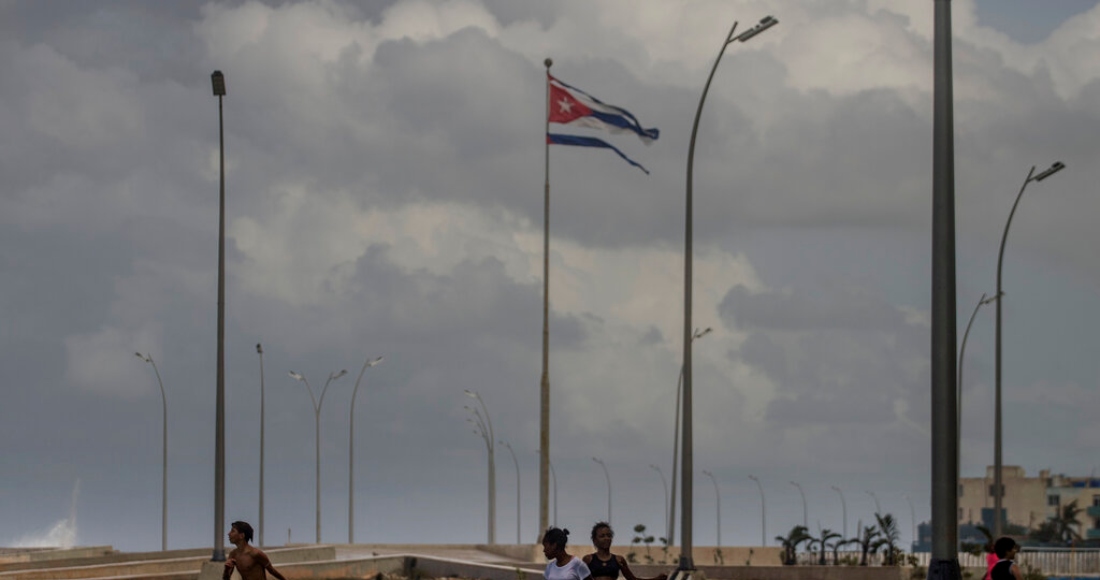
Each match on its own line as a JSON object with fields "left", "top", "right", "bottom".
{"left": 543, "top": 527, "right": 593, "bottom": 580}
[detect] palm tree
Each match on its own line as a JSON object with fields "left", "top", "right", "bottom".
{"left": 856, "top": 525, "right": 883, "bottom": 566}
{"left": 812, "top": 529, "right": 842, "bottom": 565}
{"left": 1055, "top": 500, "right": 1083, "bottom": 545}
{"left": 876, "top": 513, "right": 901, "bottom": 565}
{"left": 775, "top": 525, "right": 810, "bottom": 565}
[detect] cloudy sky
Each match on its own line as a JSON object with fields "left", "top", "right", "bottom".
{"left": 2, "top": 0, "right": 1099, "bottom": 555}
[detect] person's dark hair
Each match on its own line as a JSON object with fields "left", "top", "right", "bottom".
{"left": 993, "top": 536, "right": 1017, "bottom": 558}
{"left": 231, "top": 521, "right": 254, "bottom": 543}
{"left": 591, "top": 521, "right": 613, "bottom": 542}
{"left": 542, "top": 527, "right": 570, "bottom": 549}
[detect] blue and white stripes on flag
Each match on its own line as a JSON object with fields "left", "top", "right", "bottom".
{"left": 547, "top": 73, "right": 658, "bottom": 174}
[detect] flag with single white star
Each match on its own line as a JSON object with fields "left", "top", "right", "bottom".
{"left": 548, "top": 74, "right": 659, "bottom": 143}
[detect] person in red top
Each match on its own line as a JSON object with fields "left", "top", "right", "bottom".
{"left": 984, "top": 542, "right": 998, "bottom": 580}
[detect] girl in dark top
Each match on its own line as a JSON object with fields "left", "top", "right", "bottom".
{"left": 583, "top": 522, "right": 668, "bottom": 580}
{"left": 990, "top": 537, "right": 1023, "bottom": 580}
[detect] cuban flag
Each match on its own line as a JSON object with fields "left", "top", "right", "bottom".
{"left": 547, "top": 73, "right": 658, "bottom": 173}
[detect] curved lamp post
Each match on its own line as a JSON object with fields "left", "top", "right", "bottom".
{"left": 702, "top": 470, "right": 721, "bottom": 549}
{"left": 679, "top": 16, "right": 777, "bottom": 575}
{"left": 464, "top": 389, "right": 496, "bottom": 544}
{"left": 348, "top": 356, "right": 383, "bottom": 543}
{"left": 650, "top": 464, "right": 669, "bottom": 544}
{"left": 500, "top": 440, "right": 520, "bottom": 544}
{"left": 593, "top": 457, "right": 611, "bottom": 522}
{"left": 957, "top": 291, "right": 999, "bottom": 545}
{"left": 135, "top": 352, "right": 168, "bottom": 551}
{"left": 790, "top": 481, "right": 807, "bottom": 528}
{"left": 536, "top": 450, "right": 558, "bottom": 528}
{"left": 670, "top": 326, "right": 711, "bottom": 547}
{"left": 830, "top": 485, "right": 847, "bottom": 539}
{"left": 865, "top": 490, "right": 881, "bottom": 515}
{"left": 993, "top": 161, "right": 1065, "bottom": 536}
{"left": 748, "top": 475, "right": 766, "bottom": 546}
{"left": 256, "top": 343, "right": 265, "bottom": 547}
{"left": 290, "top": 368, "right": 348, "bottom": 543}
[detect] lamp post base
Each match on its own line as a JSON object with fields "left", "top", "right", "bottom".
{"left": 670, "top": 567, "right": 702, "bottom": 580}
{"left": 927, "top": 558, "right": 962, "bottom": 580}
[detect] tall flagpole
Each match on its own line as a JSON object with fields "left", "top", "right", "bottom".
{"left": 539, "top": 57, "right": 553, "bottom": 541}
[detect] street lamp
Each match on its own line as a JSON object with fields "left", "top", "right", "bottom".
{"left": 348, "top": 356, "right": 383, "bottom": 544}
{"left": 135, "top": 352, "right": 168, "bottom": 551}
{"left": 210, "top": 68, "right": 227, "bottom": 563}
{"left": 865, "top": 490, "right": 881, "bottom": 515}
{"left": 464, "top": 389, "right": 496, "bottom": 544}
{"left": 790, "top": 481, "right": 807, "bottom": 528}
{"left": 670, "top": 326, "right": 711, "bottom": 547}
{"left": 903, "top": 494, "right": 916, "bottom": 550}
{"left": 650, "top": 464, "right": 669, "bottom": 544}
{"left": 679, "top": 15, "right": 777, "bottom": 576}
{"left": 957, "top": 291, "right": 1000, "bottom": 539}
{"left": 748, "top": 475, "right": 766, "bottom": 546}
{"left": 536, "top": 450, "right": 558, "bottom": 528}
{"left": 702, "top": 470, "right": 721, "bottom": 550}
{"left": 593, "top": 457, "right": 611, "bottom": 522}
{"left": 290, "top": 369, "right": 348, "bottom": 543}
{"left": 830, "top": 485, "right": 847, "bottom": 539}
{"left": 256, "top": 343, "right": 265, "bottom": 547}
{"left": 993, "top": 161, "right": 1065, "bottom": 536}
{"left": 500, "top": 440, "right": 520, "bottom": 544}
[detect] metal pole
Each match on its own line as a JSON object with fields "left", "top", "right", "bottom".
{"left": 136, "top": 353, "right": 168, "bottom": 551}
{"left": 291, "top": 370, "right": 346, "bottom": 543}
{"left": 703, "top": 471, "right": 720, "bottom": 549}
{"left": 211, "top": 70, "right": 227, "bottom": 563}
{"left": 501, "top": 441, "right": 520, "bottom": 543}
{"left": 866, "top": 490, "right": 881, "bottom": 515}
{"left": 466, "top": 390, "right": 496, "bottom": 544}
{"left": 257, "top": 344, "right": 265, "bottom": 547}
{"left": 930, "top": 5, "right": 959, "bottom": 578}
{"left": 593, "top": 457, "right": 611, "bottom": 522}
{"left": 651, "top": 465, "right": 669, "bottom": 545}
{"left": 831, "top": 486, "right": 846, "bottom": 539}
{"left": 539, "top": 57, "right": 553, "bottom": 540}
{"left": 957, "top": 291, "right": 998, "bottom": 546}
{"left": 905, "top": 495, "right": 916, "bottom": 550}
{"left": 670, "top": 328, "right": 710, "bottom": 548}
{"left": 349, "top": 357, "right": 383, "bottom": 544}
{"left": 791, "top": 481, "right": 807, "bottom": 527}
{"left": 749, "top": 475, "right": 765, "bottom": 546}
{"left": 680, "top": 17, "right": 776, "bottom": 575}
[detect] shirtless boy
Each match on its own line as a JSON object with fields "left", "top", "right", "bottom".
{"left": 223, "top": 521, "right": 287, "bottom": 580}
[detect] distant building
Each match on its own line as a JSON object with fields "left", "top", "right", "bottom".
{"left": 959, "top": 466, "right": 1100, "bottom": 541}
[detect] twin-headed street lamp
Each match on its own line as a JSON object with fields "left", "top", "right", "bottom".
{"left": 678, "top": 15, "right": 777, "bottom": 576}
{"left": 499, "top": 440, "right": 520, "bottom": 544}
{"left": 135, "top": 352, "right": 168, "bottom": 551}
{"left": 993, "top": 161, "right": 1065, "bottom": 536}
{"left": 290, "top": 369, "right": 348, "bottom": 543}
{"left": 349, "top": 356, "right": 384, "bottom": 543}
{"left": 464, "top": 389, "right": 496, "bottom": 544}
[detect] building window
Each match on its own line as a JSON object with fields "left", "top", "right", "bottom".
{"left": 1093, "top": 495, "right": 1100, "bottom": 507}
{"left": 1048, "top": 495, "right": 1060, "bottom": 506}
{"left": 959, "top": 508, "right": 964, "bottom": 520}
{"left": 959, "top": 484, "right": 965, "bottom": 497}
{"left": 989, "top": 484, "right": 1004, "bottom": 497}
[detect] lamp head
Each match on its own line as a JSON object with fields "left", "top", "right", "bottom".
{"left": 735, "top": 15, "right": 779, "bottom": 42}
{"left": 330, "top": 369, "right": 348, "bottom": 380}
{"left": 367, "top": 356, "right": 384, "bottom": 368}
{"left": 256, "top": 343, "right": 263, "bottom": 354}
{"left": 289, "top": 371, "right": 304, "bottom": 381}
{"left": 211, "top": 70, "right": 226, "bottom": 96}
{"left": 1033, "top": 161, "right": 1065, "bottom": 182}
